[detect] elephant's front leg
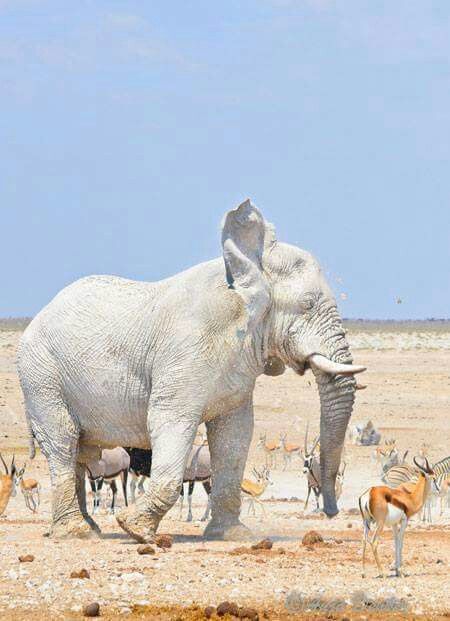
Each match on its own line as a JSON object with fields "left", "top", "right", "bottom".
{"left": 203, "top": 397, "right": 253, "bottom": 541}
{"left": 116, "top": 406, "right": 199, "bottom": 543}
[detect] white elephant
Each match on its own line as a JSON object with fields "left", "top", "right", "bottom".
{"left": 17, "top": 200, "right": 365, "bottom": 542}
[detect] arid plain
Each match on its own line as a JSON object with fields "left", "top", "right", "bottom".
{"left": 0, "top": 322, "right": 449, "bottom": 620}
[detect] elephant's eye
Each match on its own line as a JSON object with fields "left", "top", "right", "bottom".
{"left": 301, "top": 295, "right": 315, "bottom": 312}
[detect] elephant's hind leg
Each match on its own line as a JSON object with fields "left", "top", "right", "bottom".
{"left": 27, "top": 395, "right": 97, "bottom": 539}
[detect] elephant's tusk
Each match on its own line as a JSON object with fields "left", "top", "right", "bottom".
{"left": 308, "top": 354, "right": 366, "bottom": 376}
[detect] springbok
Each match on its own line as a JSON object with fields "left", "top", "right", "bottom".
{"left": 0, "top": 453, "right": 17, "bottom": 516}
{"left": 241, "top": 466, "right": 272, "bottom": 516}
{"left": 16, "top": 464, "right": 40, "bottom": 513}
{"left": 382, "top": 455, "right": 450, "bottom": 523}
{"left": 257, "top": 433, "right": 281, "bottom": 469}
{"left": 359, "top": 457, "right": 435, "bottom": 578}
{"left": 280, "top": 433, "right": 302, "bottom": 470}
{"left": 334, "top": 461, "right": 347, "bottom": 501}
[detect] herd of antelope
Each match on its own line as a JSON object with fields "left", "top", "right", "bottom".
{"left": 0, "top": 425, "right": 448, "bottom": 579}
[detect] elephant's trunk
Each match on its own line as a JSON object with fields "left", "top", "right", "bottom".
{"left": 313, "top": 368, "right": 356, "bottom": 517}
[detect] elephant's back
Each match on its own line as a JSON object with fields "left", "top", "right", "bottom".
{"left": 20, "top": 275, "right": 161, "bottom": 353}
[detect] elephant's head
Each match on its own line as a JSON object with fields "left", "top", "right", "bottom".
{"left": 222, "top": 200, "right": 366, "bottom": 517}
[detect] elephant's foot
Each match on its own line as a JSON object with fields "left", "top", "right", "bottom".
{"left": 203, "top": 519, "right": 253, "bottom": 541}
{"left": 51, "top": 515, "right": 100, "bottom": 540}
{"left": 115, "top": 507, "right": 158, "bottom": 543}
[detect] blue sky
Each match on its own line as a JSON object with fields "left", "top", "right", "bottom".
{"left": 1, "top": 0, "right": 449, "bottom": 318}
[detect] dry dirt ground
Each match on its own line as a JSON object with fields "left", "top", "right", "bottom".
{"left": 0, "top": 326, "right": 449, "bottom": 620}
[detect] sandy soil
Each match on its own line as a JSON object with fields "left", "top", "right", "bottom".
{"left": 0, "top": 328, "right": 449, "bottom": 619}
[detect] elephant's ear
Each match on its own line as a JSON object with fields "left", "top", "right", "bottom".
{"left": 221, "top": 199, "right": 275, "bottom": 326}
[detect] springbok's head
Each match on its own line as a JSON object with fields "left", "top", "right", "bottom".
{"left": 257, "top": 433, "right": 267, "bottom": 447}
{"left": 413, "top": 457, "right": 435, "bottom": 480}
{"left": 0, "top": 453, "right": 17, "bottom": 496}
{"left": 252, "top": 465, "right": 273, "bottom": 486}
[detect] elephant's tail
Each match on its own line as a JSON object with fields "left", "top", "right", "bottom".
{"left": 25, "top": 410, "right": 36, "bottom": 460}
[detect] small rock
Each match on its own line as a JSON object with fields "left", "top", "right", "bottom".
{"left": 204, "top": 605, "right": 216, "bottom": 618}
{"left": 238, "top": 606, "right": 259, "bottom": 619}
{"left": 137, "top": 544, "right": 156, "bottom": 555}
{"left": 251, "top": 539, "right": 273, "bottom": 551}
{"left": 70, "top": 568, "right": 90, "bottom": 579}
{"left": 436, "top": 559, "right": 444, "bottom": 564}
{"left": 83, "top": 602, "right": 100, "bottom": 617}
{"left": 301, "top": 530, "right": 323, "bottom": 546}
{"left": 18, "top": 554, "right": 34, "bottom": 563}
{"left": 217, "top": 601, "right": 239, "bottom": 617}
{"left": 155, "top": 534, "right": 173, "bottom": 549}
{"left": 347, "top": 522, "right": 353, "bottom": 528}
{"left": 121, "top": 572, "right": 143, "bottom": 582}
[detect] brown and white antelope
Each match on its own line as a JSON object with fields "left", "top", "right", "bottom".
{"left": 301, "top": 423, "right": 321, "bottom": 511}
{"left": 280, "top": 433, "right": 302, "bottom": 470}
{"left": 241, "top": 466, "right": 272, "bottom": 516}
{"left": 359, "top": 457, "right": 435, "bottom": 578}
{"left": 0, "top": 453, "right": 17, "bottom": 516}
{"left": 16, "top": 464, "right": 40, "bottom": 513}
{"left": 257, "top": 433, "right": 281, "bottom": 469}
{"left": 334, "top": 461, "right": 347, "bottom": 501}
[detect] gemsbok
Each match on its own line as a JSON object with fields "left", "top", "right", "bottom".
{"left": 241, "top": 466, "right": 272, "bottom": 516}
{"left": 359, "top": 457, "right": 435, "bottom": 578}
{"left": 16, "top": 464, "right": 40, "bottom": 513}
{"left": 86, "top": 447, "right": 130, "bottom": 514}
{"left": 301, "top": 423, "right": 321, "bottom": 511}
{"left": 179, "top": 439, "right": 212, "bottom": 522}
{"left": 0, "top": 453, "right": 17, "bottom": 516}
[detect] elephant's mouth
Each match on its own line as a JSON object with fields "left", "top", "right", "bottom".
{"left": 292, "top": 359, "right": 308, "bottom": 376}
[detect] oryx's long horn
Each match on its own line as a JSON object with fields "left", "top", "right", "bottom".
{"left": 0, "top": 452, "right": 8, "bottom": 474}
{"left": 311, "top": 435, "right": 320, "bottom": 454}
{"left": 304, "top": 422, "right": 309, "bottom": 453}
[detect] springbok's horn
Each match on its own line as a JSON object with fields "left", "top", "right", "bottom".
{"left": 0, "top": 453, "right": 8, "bottom": 475}
{"left": 308, "top": 354, "right": 366, "bottom": 376}
{"left": 413, "top": 456, "right": 425, "bottom": 472}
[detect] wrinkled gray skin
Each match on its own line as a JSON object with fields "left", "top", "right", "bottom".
{"left": 17, "top": 201, "right": 364, "bottom": 542}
